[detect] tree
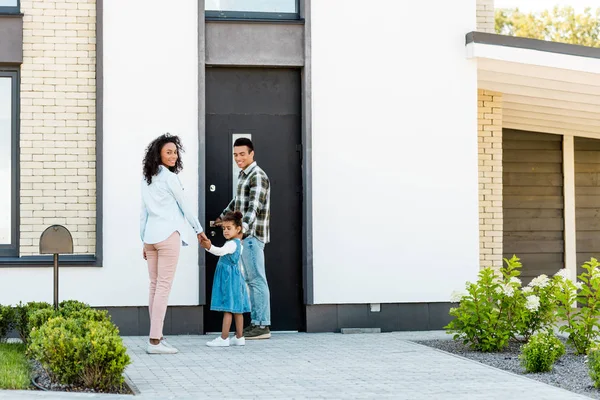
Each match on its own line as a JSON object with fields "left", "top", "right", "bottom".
{"left": 495, "top": 6, "right": 600, "bottom": 47}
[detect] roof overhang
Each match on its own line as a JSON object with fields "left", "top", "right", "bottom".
{"left": 466, "top": 32, "right": 600, "bottom": 139}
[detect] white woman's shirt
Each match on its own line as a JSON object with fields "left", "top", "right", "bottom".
{"left": 140, "top": 165, "right": 203, "bottom": 246}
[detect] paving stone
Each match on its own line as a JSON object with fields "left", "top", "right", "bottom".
{"left": 0, "top": 332, "right": 593, "bottom": 399}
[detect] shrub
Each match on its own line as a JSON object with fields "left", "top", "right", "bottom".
{"left": 28, "top": 308, "right": 57, "bottom": 334}
{"left": 587, "top": 347, "right": 600, "bottom": 388}
{"left": 13, "top": 301, "right": 52, "bottom": 344}
{"left": 28, "top": 317, "right": 84, "bottom": 384}
{"left": 513, "top": 272, "right": 559, "bottom": 342}
{"left": 64, "top": 308, "right": 111, "bottom": 324}
{"left": 555, "top": 258, "right": 600, "bottom": 355}
{"left": 0, "top": 305, "right": 16, "bottom": 342}
{"left": 28, "top": 316, "right": 130, "bottom": 390}
{"left": 519, "top": 331, "right": 565, "bottom": 373}
{"left": 79, "top": 321, "right": 130, "bottom": 390}
{"left": 445, "top": 256, "right": 526, "bottom": 352}
{"left": 28, "top": 306, "right": 112, "bottom": 346}
{"left": 58, "top": 300, "right": 90, "bottom": 315}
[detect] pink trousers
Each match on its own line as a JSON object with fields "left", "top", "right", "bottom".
{"left": 144, "top": 231, "right": 181, "bottom": 339}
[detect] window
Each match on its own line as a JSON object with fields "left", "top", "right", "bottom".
{"left": 0, "top": 70, "right": 18, "bottom": 257}
{"left": 0, "top": 0, "right": 19, "bottom": 14}
{"left": 205, "top": 0, "right": 299, "bottom": 19}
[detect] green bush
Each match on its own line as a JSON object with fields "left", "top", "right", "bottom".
{"left": 0, "top": 305, "right": 16, "bottom": 343}
{"left": 28, "top": 308, "right": 57, "bottom": 334}
{"left": 28, "top": 306, "right": 112, "bottom": 346}
{"left": 519, "top": 331, "right": 565, "bottom": 373}
{"left": 79, "top": 321, "right": 130, "bottom": 390}
{"left": 514, "top": 273, "right": 559, "bottom": 342}
{"left": 14, "top": 300, "right": 106, "bottom": 344}
{"left": 445, "top": 256, "right": 527, "bottom": 352}
{"left": 65, "top": 308, "right": 111, "bottom": 323}
{"left": 58, "top": 300, "right": 90, "bottom": 315}
{"left": 555, "top": 258, "right": 600, "bottom": 355}
{"left": 28, "top": 317, "right": 83, "bottom": 384}
{"left": 587, "top": 347, "right": 600, "bottom": 387}
{"left": 28, "top": 316, "right": 130, "bottom": 390}
{"left": 13, "top": 301, "right": 52, "bottom": 344}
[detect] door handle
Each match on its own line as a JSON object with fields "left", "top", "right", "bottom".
{"left": 210, "top": 231, "right": 216, "bottom": 237}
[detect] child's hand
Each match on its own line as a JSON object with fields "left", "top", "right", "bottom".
{"left": 200, "top": 239, "right": 211, "bottom": 249}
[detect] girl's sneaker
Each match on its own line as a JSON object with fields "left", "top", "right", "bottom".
{"left": 160, "top": 337, "right": 174, "bottom": 349}
{"left": 206, "top": 337, "right": 230, "bottom": 347}
{"left": 146, "top": 341, "right": 178, "bottom": 354}
{"left": 230, "top": 336, "right": 245, "bottom": 346}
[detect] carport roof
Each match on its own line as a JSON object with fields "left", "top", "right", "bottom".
{"left": 466, "top": 32, "right": 600, "bottom": 139}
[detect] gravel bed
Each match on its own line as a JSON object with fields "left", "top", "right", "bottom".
{"left": 414, "top": 339, "right": 600, "bottom": 399}
{"left": 31, "top": 360, "right": 132, "bottom": 395}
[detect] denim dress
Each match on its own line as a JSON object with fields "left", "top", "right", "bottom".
{"left": 210, "top": 239, "right": 251, "bottom": 314}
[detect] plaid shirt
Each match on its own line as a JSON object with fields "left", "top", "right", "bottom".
{"left": 221, "top": 162, "right": 270, "bottom": 244}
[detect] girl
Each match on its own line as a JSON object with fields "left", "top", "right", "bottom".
{"left": 201, "top": 211, "right": 251, "bottom": 347}
{"left": 141, "top": 133, "right": 208, "bottom": 354}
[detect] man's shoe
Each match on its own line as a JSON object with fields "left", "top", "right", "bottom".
{"left": 230, "top": 336, "right": 246, "bottom": 346}
{"left": 206, "top": 336, "right": 230, "bottom": 347}
{"left": 146, "top": 341, "right": 178, "bottom": 354}
{"left": 245, "top": 326, "right": 271, "bottom": 340}
{"left": 242, "top": 324, "right": 255, "bottom": 335}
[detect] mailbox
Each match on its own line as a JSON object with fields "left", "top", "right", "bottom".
{"left": 39, "top": 225, "right": 73, "bottom": 309}
{"left": 40, "top": 225, "right": 73, "bottom": 255}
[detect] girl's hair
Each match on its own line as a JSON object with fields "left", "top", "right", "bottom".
{"left": 222, "top": 211, "right": 243, "bottom": 228}
{"left": 142, "top": 133, "right": 184, "bottom": 185}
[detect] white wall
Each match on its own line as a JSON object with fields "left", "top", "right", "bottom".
{"left": 311, "top": 0, "right": 479, "bottom": 303}
{"left": 0, "top": 0, "right": 200, "bottom": 306}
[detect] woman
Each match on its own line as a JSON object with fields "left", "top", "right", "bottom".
{"left": 140, "top": 133, "right": 207, "bottom": 354}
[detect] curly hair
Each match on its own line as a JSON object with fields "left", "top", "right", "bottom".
{"left": 142, "top": 133, "right": 184, "bottom": 185}
{"left": 222, "top": 211, "right": 243, "bottom": 228}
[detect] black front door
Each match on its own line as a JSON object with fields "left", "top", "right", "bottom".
{"left": 204, "top": 67, "right": 304, "bottom": 332}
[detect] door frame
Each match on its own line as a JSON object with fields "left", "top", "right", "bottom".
{"left": 197, "top": 66, "right": 313, "bottom": 331}
{"left": 198, "top": 1, "right": 313, "bottom": 332}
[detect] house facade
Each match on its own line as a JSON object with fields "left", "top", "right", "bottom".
{"left": 1, "top": 0, "right": 598, "bottom": 335}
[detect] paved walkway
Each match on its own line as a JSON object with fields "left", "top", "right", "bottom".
{"left": 0, "top": 332, "right": 592, "bottom": 399}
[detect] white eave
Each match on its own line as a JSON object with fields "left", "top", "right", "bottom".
{"left": 466, "top": 32, "right": 600, "bottom": 139}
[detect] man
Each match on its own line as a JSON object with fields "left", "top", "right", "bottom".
{"left": 216, "top": 138, "right": 271, "bottom": 340}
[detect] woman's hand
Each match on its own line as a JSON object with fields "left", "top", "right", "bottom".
{"left": 200, "top": 239, "right": 211, "bottom": 250}
{"left": 197, "top": 232, "right": 208, "bottom": 242}
{"left": 143, "top": 248, "right": 147, "bottom": 260}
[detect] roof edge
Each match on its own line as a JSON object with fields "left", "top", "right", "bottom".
{"left": 466, "top": 31, "right": 600, "bottom": 60}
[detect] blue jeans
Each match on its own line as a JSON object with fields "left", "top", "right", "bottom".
{"left": 241, "top": 236, "right": 271, "bottom": 326}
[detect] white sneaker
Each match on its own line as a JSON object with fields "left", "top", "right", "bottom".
{"left": 230, "top": 336, "right": 245, "bottom": 346}
{"left": 206, "top": 337, "right": 230, "bottom": 347}
{"left": 160, "top": 337, "right": 174, "bottom": 349}
{"left": 146, "top": 341, "right": 178, "bottom": 354}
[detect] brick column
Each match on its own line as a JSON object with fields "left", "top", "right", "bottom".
{"left": 19, "top": 0, "right": 97, "bottom": 255}
{"left": 478, "top": 89, "right": 503, "bottom": 269}
{"left": 477, "top": 0, "right": 495, "bottom": 33}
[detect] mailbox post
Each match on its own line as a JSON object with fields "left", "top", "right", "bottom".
{"left": 39, "top": 225, "right": 73, "bottom": 309}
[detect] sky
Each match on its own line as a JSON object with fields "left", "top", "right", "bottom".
{"left": 495, "top": 0, "right": 600, "bottom": 12}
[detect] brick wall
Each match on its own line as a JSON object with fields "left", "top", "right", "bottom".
{"left": 478, "top": 90, "right": 503, "bottom": 269}
{"left": 19, "top": 0, "right": 96, "bottom": 256}
{"left": 477, "top": 0, "right": 495, "bottom": 33}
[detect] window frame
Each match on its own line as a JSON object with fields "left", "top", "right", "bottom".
{"left": 205, "top": 0, "right": 300, "bottom": 20}
{"left": 0, "top": 0, "right": 20, "bottom": 15}
{"left": 0, "top": 69, "right": 19, "bottom": 257}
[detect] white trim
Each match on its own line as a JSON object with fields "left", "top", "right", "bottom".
{"left": 563, "top": 135, "right": 578, "bottom": 283}
{"left": 468, "top": 42, "right": 600, "bottom": 74}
